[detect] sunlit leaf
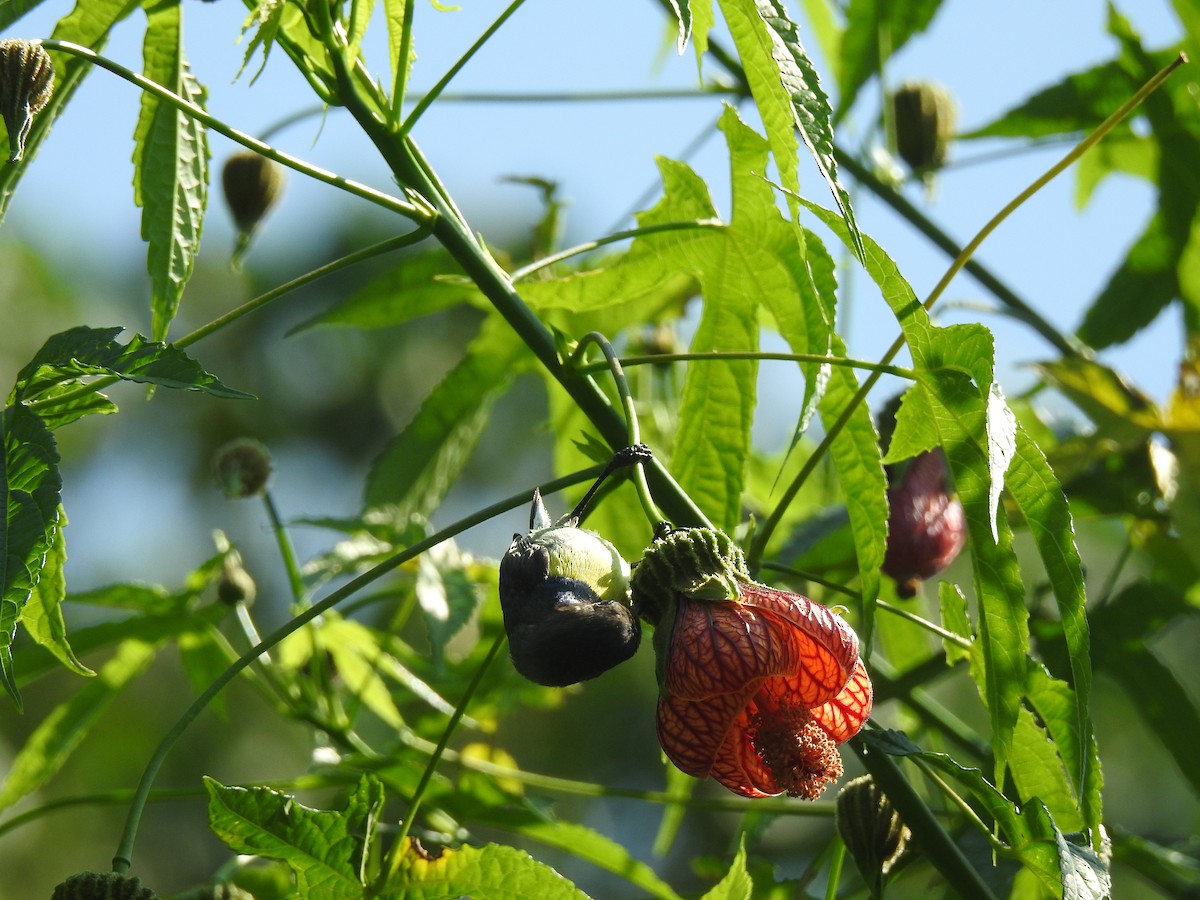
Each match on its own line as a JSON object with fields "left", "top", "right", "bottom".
{"left": 0, "top": 638, "right": 157, "bottom": 811}
{"left": 699, "top": 840, "right": 752, "bottom": 900}
{"left": 416, "top": 542, "right": 480, "bottom": 669}
{"left": 0, "top": 404, "right": 61, "bottom": 709}
{"left": 207, "top": 776, "right": 383, "bottom": 898}
{"left": 719, "top": 0, "right": 864, "bottom": 257}
{"left": 382, "top": 837, "right": 588, "bottom": 899}
{"left": 20, "top": 506, "right": 91, "bottom": 677}
{"left": 132, "top": 0, "right": 209, "bottom": 340}
{"left": 817, "top": 333, "right": 886, "bottom": 646}
{"left": 12, "top": 326, "right": 251, "bottom": 410}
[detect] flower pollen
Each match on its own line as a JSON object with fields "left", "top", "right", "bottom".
{"left": 750, "top": 699, "right": 844, "bottom": 800}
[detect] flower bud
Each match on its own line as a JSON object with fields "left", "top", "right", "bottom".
{"left": 0, "top": 39, "right": 54, "bottom": 163}
{"left": 222, "top": 151, "right": 284, "bottom": 263}
{"left": 218, "top": 550, "right": 257, "bottom": 605}
{"left": 836, "top": 775, "right": 910, "bottom": 893}
{"left": 892, "top": 81, "right": 956, "bottom": 176}
{"left": 51, "top": 872, "right": 159, "bottom": 900}
{"left": 213, "top": 437, "right": 272, "bottom": 499}
{"left": 499, "top": 490, "right": 638, "bottom": 686}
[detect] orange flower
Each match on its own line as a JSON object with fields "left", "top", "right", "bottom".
{"left": 633, "top": 529, "right": 872, "bottom": 799}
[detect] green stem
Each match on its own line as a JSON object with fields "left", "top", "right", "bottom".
{"left": 851, "top": 737, "right": 998, "bottom": 900}
{"left": 509, "top": 219, "right": 722, "bottom": 282}
{"left": 262, "top": 490, "right": 307, "bottom": 605}
{"left": 39, "top": 40, "right": 433, "bottom": 224}
{"left": 590, "top": 350, "right": 914, "bottom": 380}
{"left": 388, "top": 0, "right": 417, "bottom": 126}
{"left": 398, "top": 0, "right": 532, "bottom": 138}
{"left": 376, "top": 634, "right": 506, "bottom": 891}
{"left": 824, "top": 838, "right": 845, "bottom": 900}
{"left": 569, "top": 332, "right": 671, "bottom": 526}
{"left": 110, "top": 464, "right": 611, "bottom": 874}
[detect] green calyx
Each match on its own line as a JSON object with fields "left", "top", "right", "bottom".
{"left": 631, "top": 527, "right": 749, "bottom": 626}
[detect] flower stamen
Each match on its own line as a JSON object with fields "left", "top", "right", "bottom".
{"left": 750, "top": 699, "right": 844, "bottom": 800}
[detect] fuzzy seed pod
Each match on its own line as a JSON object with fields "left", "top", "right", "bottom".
{"left": 213, "top": 437, "right": 272, "bottom": 499}
{"left": 51, "top": 871, "right": 159, "bottom": 900}
{"left": 0, "top": 39, "right": 54, "bottom": 163}
{"left": 836, "top": 775, "right": 910, "bottom": 894}
{"left": 892, "top": 81, "right": 956, "bottom": 176}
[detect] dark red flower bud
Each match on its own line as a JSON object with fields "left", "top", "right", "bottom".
{"left": 882, "top": 449, "right": 966, "bottom": 598}
{"left": 892, "top": 81, "right": 956, "bottom": 177}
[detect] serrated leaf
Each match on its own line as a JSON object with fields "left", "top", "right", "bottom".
{"left": 1075, "top": 135, "right": 1158, "bottom": 210}
{"left": 0, "top": 404, "right": 62, "bottom": 708}
{"left": 1008, "top": 425, "right": 1098, "bottom": 835}
{"left": 12, "top": 326, "right": 251, "bottom": 411}
{"left": 365, "top": 317, "right": 526, "bottom": 514}
{"left": 0, "top": 0, "right": 50, "bottom": 30}
{"left": 132, "top": 1, "right": 209, "bottom": 340}
{"left": 383, "top": 838, "right": 587, "bottom": 899}
{"left": 817, "top": 333, "right": 886, "bottom": 646}
{"left": 0, "top": 0, "right": 137, "bottom": 220}
{"left": 937, "top": 582, "right": 977, "bottom": 668}
{"left": 347, "top": 0, "right": 377, "bottom": 65}
{"left": 700, "top": 840, "right": 752, "bottom": 900}
{"left": 384, "top": 0, "right": 414, "bottom": 94}
{"left": 20, "top": 506, "right": 91, "bottom": 677}
{"left": 206, "top": 776, "right": 382, "bottom": 899}
{"left": 836, "top": 0, "right": 943, "bottom": 124}
{"left": 663, "top": 0, "right": 693, "bottom": 52}
{"left": 719, "top": 0, "right": 864, "bottom": 257}
{"left": 0, "top": 638, "right": 157, "bottom": 811}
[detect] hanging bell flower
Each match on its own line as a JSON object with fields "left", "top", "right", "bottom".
{"left": 633, "top": 528, "right": 872, "bottom": 799}
{"left": 0, "top": 39, "right": 54, "bottom": 163}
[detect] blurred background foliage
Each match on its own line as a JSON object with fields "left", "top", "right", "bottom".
{"left": 1, "top": 0, "right": 1200, "bottom": 898}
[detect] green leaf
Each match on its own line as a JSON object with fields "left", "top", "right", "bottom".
{"left": 347, "top": 0, "right": 377, "bottom": 65}
{"left": 365, "top": 317, "right": 527, "bottom": 514}
{"left": 0, "top": 0, "right": 50, "bottom": 30}
{"left": 0, "top": 0, "right": 138, "bottom": 220}
{"left": 416, "top": 543, "right": 480, "bottom": 670}
{"left": 475, "top": 811, "right": 682, "bottom": 900}
{"left": 719, "top": 0, "right": 864, "bottom": 257}
{"left": 384, "top": 0, "right": 414, "bottom": 93}
{"left": 699, "top": 840, "right": 752, "bottom": 900}
{"left": 910, "top": 370, "right": 1028, "bottom": 785}
{"left": 1007, "top": 424, "right": 1098, "bottom": 835}
{"left": 0, "top": 638, "right": 157, "bottom": 811}
{"left": 663, "top": 0, "right": 693, "bottom": 52}
{"left": 382, "top": 839, "right": 588, "bottom": 899}
{"left": 206, "top": 776, "right": 383, "bottom": 898}
{"left": 13, "top": 326, "right": 252, "bottom": 414}
{"left": 1075, "top": 134, "right": 1158, "bottom": 210}
{"left": 0, "top": 404, "right": 62, "bottom": 708}
{"left": 817, "top": 333, "right": 886, "bottom": 646}
{"left": 133, "top": 0, "right": 209, "bottom": 340}
{"left": 20, "top": 506, "right": 91, "bottom": 677}
{"left": 836, "top": 0, "right": 943, "bottom": 124}
{"left": 292, "top": 250, "right": 480, "bottom": 332}
{"left": 1077, "top": 213, "right": 1179, "bottom": 349}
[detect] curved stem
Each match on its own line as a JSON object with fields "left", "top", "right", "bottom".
{"left": 262, "top": 491, "right": 306, "bottom": 605}
{"left": 509, "top": 219, "right": 722, "bottom": 282}
{"left": 398, "top": 0, "right": 532, "bottom": 138}
{"left": 589, "top": 350, "right": 914, "bottom": 379}
{"left": 109, "top": 464, "right": 611, "bottom": 874}
{"left": 376, "top": 634, "right": 506, "bottom": 891}
{"left": 570, "top": 333, "right": 670, "bottom": 526}
{"left": 40, "top": 40, "right": 433, "bottom": 224}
